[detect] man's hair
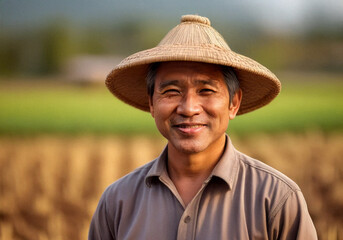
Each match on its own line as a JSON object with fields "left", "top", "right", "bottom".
{"left": 146, "top": 62, "right": 240, "bottom": 104}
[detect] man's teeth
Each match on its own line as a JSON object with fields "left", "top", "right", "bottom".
{"left": 178, "top": 125, "right": 203, "bottom": 128}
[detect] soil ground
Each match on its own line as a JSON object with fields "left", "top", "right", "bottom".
{"left": 0, "top": 132, "right": 342, "bottom": 240}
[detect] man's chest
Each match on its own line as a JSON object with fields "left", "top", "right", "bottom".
{"left": 114, "top": 182, "right": 268, "bottom": 240}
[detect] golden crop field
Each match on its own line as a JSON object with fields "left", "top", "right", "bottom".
{"left": 0, "top": 132, "right": 342, "bottom": 240}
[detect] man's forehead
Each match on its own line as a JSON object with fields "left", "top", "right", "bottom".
{"left": 155, "top": 61, "right": 223, "bottom": 80}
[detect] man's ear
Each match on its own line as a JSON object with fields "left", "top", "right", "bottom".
{"left": 229, "top": 89, "right": 242, "bottom": 120}
{"left": 149, "top": 96, "right": 154, "bottom": 118}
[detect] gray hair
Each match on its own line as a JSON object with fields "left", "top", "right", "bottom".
{"left": 146, "top": 62, "right": 240, "bottom": 103}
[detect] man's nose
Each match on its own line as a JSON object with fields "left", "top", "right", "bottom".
{"left": 176, "top": 92, "right": 202, "bottom": 117}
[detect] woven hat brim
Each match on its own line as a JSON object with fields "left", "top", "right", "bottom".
{"left": 106, "top": 44, "right": 281, "bottom": 115}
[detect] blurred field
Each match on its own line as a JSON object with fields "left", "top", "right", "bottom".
{"left": 0, "top": 72, "right": 342, "bottom": 239}
{"left": 1, "top": 2, "right": 342, "bottom": 239}
{"left": 1, "top": 72, "right": 343, "bottom": 135}
{"left": 0, "top": 133, "right": 342, "bottom": 240}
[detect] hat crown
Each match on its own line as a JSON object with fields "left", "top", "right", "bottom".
{"left": 181, "top": 15, "right": 211, "bottom": 26}
{"left": 158, "top": 14, "right": 231, "bottom": 50}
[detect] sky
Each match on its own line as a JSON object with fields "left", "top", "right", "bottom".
{"left": 1, "top": 0, "right": 343, "bottom": 35}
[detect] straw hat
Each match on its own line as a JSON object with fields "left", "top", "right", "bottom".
{"left": 106, "top": 15, "right": 281, "bottom": 115}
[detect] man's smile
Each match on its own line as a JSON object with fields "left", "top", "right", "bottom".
{"left": 175, "top": 124, "right": 206, "bottom": 128}
{"left": 172, "top": 123, "right": 207, "bottom": 134}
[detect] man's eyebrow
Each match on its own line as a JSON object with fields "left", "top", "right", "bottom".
{"left": 194, "top": 79, "right": 220, "bottom": 86}
{"left": 158, "top": 79, "right": 219, "bottom": 90}
{"left": 158, "top": 80, "right": 179, "bottom": 90}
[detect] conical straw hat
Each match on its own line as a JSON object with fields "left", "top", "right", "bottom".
{"left": 106, "top": 15, "right": 281, "bottom": 115}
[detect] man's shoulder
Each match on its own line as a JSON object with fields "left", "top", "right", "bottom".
{"left": 234, "top": 149, "right": 300, "bottom": 192}
{"left": 102, "top": 159, "right": 156, "bottom": 199}
{"left": 233, "top": 149, "right": 303, "bottom": 220}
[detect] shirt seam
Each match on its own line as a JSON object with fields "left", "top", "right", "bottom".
{"left": 239, "top": 156, "right": 299, "bottom": 191}
{"left": 238, "top": 155, "right": 301, "bottom": 226}
{"left": 268, "top": 189, "right": 298, "bottom": 225}
{"left": 104, "top": 191, "right": 116, "bottom": 239}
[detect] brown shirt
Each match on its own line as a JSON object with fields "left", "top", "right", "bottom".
{"left": 89, "top": 137, "right": 317, "bottom": 240}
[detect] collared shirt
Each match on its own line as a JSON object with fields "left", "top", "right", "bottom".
{"left": 89, "top": 136, "right": 317, "bottom": 240}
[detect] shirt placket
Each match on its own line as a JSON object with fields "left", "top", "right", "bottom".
{"left": 176, "top": 180, "right": 210, "bottom": 240}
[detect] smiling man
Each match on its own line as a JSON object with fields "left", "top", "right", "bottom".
{"left": 89, "top": 15, "right": 317, "bottom": 240}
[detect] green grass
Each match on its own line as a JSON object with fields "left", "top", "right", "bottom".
{"left": 230, "top": 78, "right": 343, "bottom": 135}
{"left": 1, "top": 73, "right": 343, "bottom": 136}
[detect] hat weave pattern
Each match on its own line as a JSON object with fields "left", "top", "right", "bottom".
{"left": 106, "top": 15, "right": 281, "bottom": 115}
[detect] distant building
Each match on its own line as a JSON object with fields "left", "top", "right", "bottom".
{"left": 64, "top": 55, "right": 123, "bottom": 83}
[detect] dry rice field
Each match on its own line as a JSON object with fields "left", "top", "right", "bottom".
{"left": 0, "top": 132, "right": 342, "bottom": 240}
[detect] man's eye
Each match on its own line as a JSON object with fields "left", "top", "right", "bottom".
{"left": 200, "top": 89, "right": 215, "bottom": 93}
{"left": 162, "top": 89, "right": 180, "bottom": 95}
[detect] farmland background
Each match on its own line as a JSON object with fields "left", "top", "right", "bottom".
{"left": 1, "top": 1, "right": 343, "bottom": 240}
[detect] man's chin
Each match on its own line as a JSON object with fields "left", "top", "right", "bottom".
{"left": 169, "top": 140, "right": 208, "bottom": 155}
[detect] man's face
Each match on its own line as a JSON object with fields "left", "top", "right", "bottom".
{"left": 149, "top": 61, "right": 241, "bottom": 155}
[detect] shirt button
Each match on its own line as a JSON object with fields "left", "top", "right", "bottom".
{"left": 184, "top": 216, "right": 191, "bottom": 223}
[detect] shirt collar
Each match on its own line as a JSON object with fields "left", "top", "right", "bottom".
{"left": 145, "top": 145, "right": 169, "bottom": 187}
{"left": 145, "top": 134, "right": 239, "bottom": 190}
{"left": 211, "top": 135, "right": 239, "bottom": 190}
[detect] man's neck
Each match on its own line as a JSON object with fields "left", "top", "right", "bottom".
{"left": 166, "top": 135, "right": 227, "bottom": 206}
{"left": 167, "top": 135, "right": 226, "bottom": 175}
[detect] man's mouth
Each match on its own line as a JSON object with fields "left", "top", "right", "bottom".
{"left": 174, "top": 124, "right": 205, "bottom": 128}
{"left": 172, "top": 123, "right": 207, "bottom": 134}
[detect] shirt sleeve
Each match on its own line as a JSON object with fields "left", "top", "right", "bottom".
{"left": 88, "top": 190, "right": 115, "bottom": 240}
{"left": 268, "top": 190, "right": 318, "bottom": 240}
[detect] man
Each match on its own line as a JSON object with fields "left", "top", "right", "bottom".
{"left": 89, "top": 15, "right": 317, "bottom": 240}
